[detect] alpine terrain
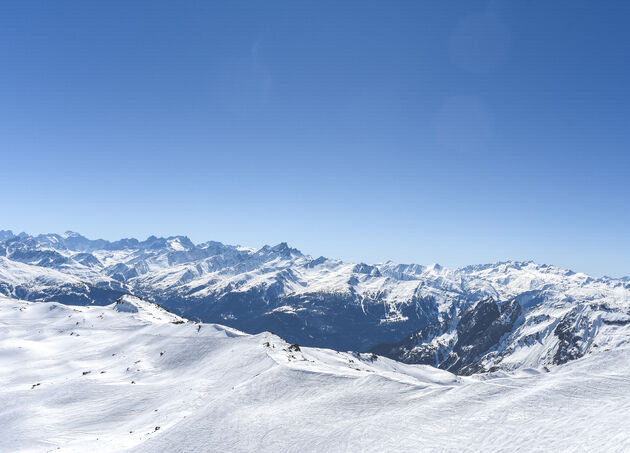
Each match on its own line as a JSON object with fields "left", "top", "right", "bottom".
{"left": 1, "top": 230, "right": 629, "bottom": 376}
{"left": 1, "top": 295, "right": 629, "bottom": 452}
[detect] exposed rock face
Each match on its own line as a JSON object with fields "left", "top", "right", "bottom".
{"left": 448, "top": 299, "right": 522, "bottom": 374}
{"left": 552, "top": 307, "right": 592, "bottom": 365}
{"left": 373, "top": 298, "right": 523, "bottom": 375}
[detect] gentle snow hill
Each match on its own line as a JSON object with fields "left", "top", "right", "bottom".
{"left": 1, "top": 296, "right": 629, "bottom": 452}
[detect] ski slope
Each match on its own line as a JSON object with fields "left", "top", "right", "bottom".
{"left": 1, "top": 295, "right": 629, "bottom": 452}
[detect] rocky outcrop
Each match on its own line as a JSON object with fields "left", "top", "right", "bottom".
{"left": 373, "top": 298, "right": 523, "bottom": 375}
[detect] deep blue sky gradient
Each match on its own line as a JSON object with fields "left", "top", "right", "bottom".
{"left": 1, "top": 1, "right": 629, "bottom": 276}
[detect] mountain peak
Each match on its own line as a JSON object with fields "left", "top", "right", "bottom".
{"left": 271, "top": 242, "right": 290, "bottom": 252}
{"left": 166, "top": 236, "right": 195, "bottom": 251}
{"left": 112, "top": 295, "right": 186, "bottom": 324}
{"left": 258, "top": 242, "right": 303, "bottom": 258}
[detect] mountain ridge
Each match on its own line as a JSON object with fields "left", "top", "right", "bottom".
{"left": 2, "top": 229, "right": 627, "bottom": 279}
{"left": 1, "top": 230, "right": 629, "bottom": 375}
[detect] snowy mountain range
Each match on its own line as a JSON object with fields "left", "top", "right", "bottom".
{"left": 2, "top": 295, "right": 629, "bottom": 452}
{"left": 1, "top": 230, "right": 629, "bottom": 375}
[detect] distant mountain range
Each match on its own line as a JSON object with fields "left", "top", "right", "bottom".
{"left": 1, "top": 230, "right": 629, "bottom": 374}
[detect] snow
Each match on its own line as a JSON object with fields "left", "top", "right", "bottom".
{"left": 112, "top": 295, "right": 187, "bottom": 324}
{"left": 3, "top": 234, "right": 628, "bottom": 317}
{"left": 0, "top": 256, "right": 86, "bottom": 287}
{"left": 1, "top": 295, "right": 629, "bottom": 452}
{"left": 2, "top": 232, "right": 630, "bottom": 372}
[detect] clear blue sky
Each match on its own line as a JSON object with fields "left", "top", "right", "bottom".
{"left": 1, "top": 1, "right": 629, "bottom": 277}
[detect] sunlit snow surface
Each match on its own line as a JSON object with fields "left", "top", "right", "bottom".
{"left": 1, "top": 295, "right": 629, "bottom": 452}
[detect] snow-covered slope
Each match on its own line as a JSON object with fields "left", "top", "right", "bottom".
{"left": 1, "top": 296, "right": 629, "bottom": 452}
{"left": 1, "top": 230, "right": 629, "bottom": 374}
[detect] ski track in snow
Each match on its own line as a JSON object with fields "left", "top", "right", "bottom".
{"left": 1, "top": 296, "right": 629, "bottom": 452}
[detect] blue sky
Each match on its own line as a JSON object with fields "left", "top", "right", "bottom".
{"left": 1, "top": 1, "right": 629, "bottom": 276}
